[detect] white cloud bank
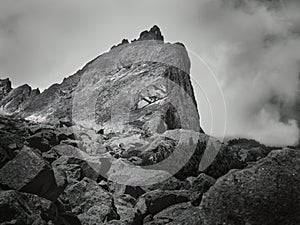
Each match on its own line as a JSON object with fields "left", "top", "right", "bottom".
{"left": 193, "top": 0, "right": 300, "bottom": 146}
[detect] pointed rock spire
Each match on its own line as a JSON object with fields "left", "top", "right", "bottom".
{"left": 0, "top": 78, "right": 12, "bottom": 101}
{"left": 137, "top": 25, "right": 164, "bottom": 42}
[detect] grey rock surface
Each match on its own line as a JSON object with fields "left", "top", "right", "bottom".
{"left": 0, "top": 190, "right": 58, "bottom": 225}
{"left": 200, "top": 149, "right": 300, "bottom": 225}
{"left": 145, "top": 202, "right": 202, "bottom": 225}
{"left": 60, "top": 177, "right": 119, "bottom": 224}
{"left": 0, "top": 146, "right": 66, "bottom": 201}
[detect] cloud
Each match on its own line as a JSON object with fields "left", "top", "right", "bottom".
{"left": 192, "top": 0, "right": 300, "bottom": 146}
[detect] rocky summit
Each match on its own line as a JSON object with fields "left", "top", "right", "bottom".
{"left": 0, "top": 26, "right": 300, "bottom": 225}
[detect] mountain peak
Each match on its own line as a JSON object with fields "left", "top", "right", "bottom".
{"left": 111, "top": 25, "right": 165, "bottom": 50}
{"left": 137, "top": 25, "right": 164, "bottom": 42}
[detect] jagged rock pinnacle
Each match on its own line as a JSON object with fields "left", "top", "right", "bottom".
{"left": 137, "top": 25, "right": 164, "bottom": 42}
{"left": 0, "top": 78, "right": 12, "bottom": 101}
{"left": 112, "top": 25, "right": 165, "bottom": 49}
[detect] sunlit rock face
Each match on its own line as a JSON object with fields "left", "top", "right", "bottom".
{"left": 0, "top": 26, "right": 202, "bottom": 135}
{"left": 0, "top": 78, "right": 12, "bottom": 101}
{"left": 72, "top": 40, "right": 202, "bottom": 135}
{"left": 0, "top": 79, "right": 40, "bottom": 115}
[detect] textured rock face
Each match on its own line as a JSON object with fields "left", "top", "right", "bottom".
{"left": 145, "top": 202, "right": 203, "bottom": 225}
{"left": 0, "top": 146, "right": 66, "bottom": 201}
{"left": 0, "top": 78, "right": 12, "bottom": 101}
{"left": 71, "top": 38, "right": 201, "bottom": 137}
{"left": 0, "top": 83, "right": 40, "bottom": 115}
{"left": 60, "top": 178, "right": 119, "bottom": 225}
{"left": 137, "top": 25, "right": 164, "bottom": 42}
{"left": 0, "top": 26, "right": 201, "bottom": 135}
{"left": 200, "top": 149, "right": 300, "bottom": 225}
{"left": 0, "top": 190, "right": 59, "bottom": 225}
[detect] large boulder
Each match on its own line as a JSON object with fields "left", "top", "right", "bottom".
{"left": 200, "top": 149, "right": 300, "bottom": 225}
{"left": 52, "top": 156, "right": 101, "bottom": 183}
{"left": 0, "top": 115, "right": 33, "bottom": 167}
{"left": 0, "top": 146, "right": 66, "bottom": 201}
{"left": 202, "top": 138, "right": 273, "bottom": 179}
{"left": 0, "top": 190, "right": 58, "bottom": 225}
{"left": 144, "top": 202, "right": 202, "bottom": 225}
{"left": 60, "top": 178, "right": 119, "bottom": 225}
{"left": 26, "top": 128, "right": 59, "bottom": 152}
{"left": 112, "top": 194, "right": 137, "bottom": 224}
{"left": 134, "top": 189, "right": 191, "bottom": 222}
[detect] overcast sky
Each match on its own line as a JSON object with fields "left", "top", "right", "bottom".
{"left": 1, "top": 0, "right": 300, "bottom": 146}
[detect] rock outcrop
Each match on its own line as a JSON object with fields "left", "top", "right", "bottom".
{"left": 137, "top": 25, "right": 164, "bottom": 42}
{"left": 0, "top": 83, "right": 40, "bottom": 115}
{"left": 0, "top": 26, "right": 200, "bottom": 135}
{"left": 0, "top": 78, "right": 12, "bottom": 101}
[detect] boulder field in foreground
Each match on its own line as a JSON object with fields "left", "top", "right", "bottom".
{"left": 0, "top": 117, "right": 299, "bottom": 225}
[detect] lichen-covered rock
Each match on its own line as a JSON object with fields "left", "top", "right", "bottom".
{"left": 0, "top": 115, "right": 34, "bottom": 167}
{"left": 26, "top": 128, "right": 59, "bottom": 152}
{"left": 134, "top": 189, "right": 191, "bottom": 222}
{"left": 145, "top": 202, "right": 203, "bottom": 225}
{"left": 52, "top": 156, "right": 101, "bottom": 183}
{"left": 0, "top": 190, "right": 58, "bottom": 225}
{"left": 188, "top": 173, "right": 216, "bottom": 206}
{"left": 60, "top": 178, "right": 119, "bottom": 224}
{"left": 200, "top": 149, "right": 300, "bottom": 225}
{"left": 145, "top": 176, "right": 190, "bottom": 192}
{"left": 202, "top": 138, "right": 273, "bottom": 179}
{"left": 113, "top": 194, "right": 137, "bottom": 224}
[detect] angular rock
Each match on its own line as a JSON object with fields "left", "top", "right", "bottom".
{"left": 155, "top": 129, "right": 210, "bottom": 179}
{"left": 200, "top": 149, "right": 300, "bottom": 225}
{"left": 60, "top": 178, "right": 119, "bottom": 224}
{"left": 0, "top": 78, "right": 12, "bottom": 101}
{"left": 0, "top": 190, "right": 58, "bottom": 225}
{"left": 0, "top": 146, "right": 66, "bottom": 201}
{"left": 134, "top": 189, "right": 191, "bottom": 221}
{"left": 187, "top": 173, "right": 216, "bottom": 206}
{"left": 107, "top": 158, "right": 172, "bottom": 187}
{"left": 26, "top": 128, "right": 59, "bottom": 152}
{"left": 145, "top": 202, "right": 202, "bottom": 225}
{"left": 137, "top": 25, "right": 164, "bottom": 42}
{"left": 0, "top": 115, "right": 32, "bottom": 167}
{"left": 113, "top": 194, "right": 137, "bottom": 224}
{"left": 0, "top": 84, "right": 39, "bottom": 114}
{"left": 202, "top": 139, "right": 270, "bottom": 179}
{"left": 145, "top": 175, "right": 190, "bottom": 192}
{"left": 52, "top": 156, "right": 101, "bottom": 183}
{"left": 46, "top": 143, "right": 89, "bottom": 160}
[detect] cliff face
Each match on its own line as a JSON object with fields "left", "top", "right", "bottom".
{"left": 0, "top": 80, "right": 40, "bottom": 115}
{"left": 0, "top": 78, "right": 12, "bottom": 101}
{"left": 0, "top": 26, "right": 202, "bottom": 135}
